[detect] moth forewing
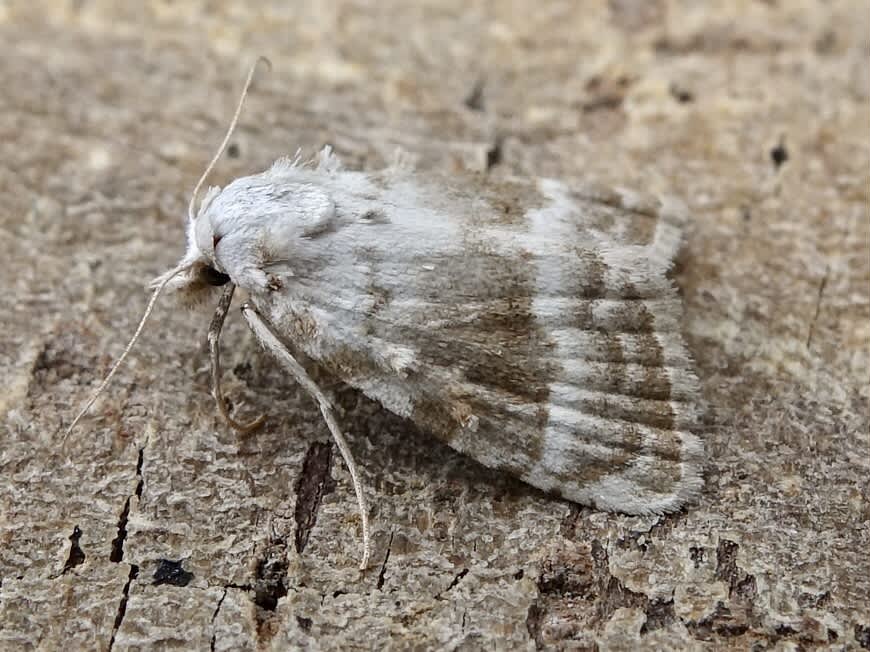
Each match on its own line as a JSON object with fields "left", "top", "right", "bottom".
{"left": 228, "top": 154, "right": 705, "bottom": 517}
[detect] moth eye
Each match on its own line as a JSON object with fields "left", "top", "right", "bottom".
{"left": 203, "top": 265, "right": 231, "bottom": 286}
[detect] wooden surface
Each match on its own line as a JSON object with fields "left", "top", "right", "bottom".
{"left": 1, "top": 1, "right": 868, "bottom": 649}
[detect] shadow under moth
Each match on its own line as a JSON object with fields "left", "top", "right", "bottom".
{"left": 69, "top": 60, "right": 704, "bottom": 569}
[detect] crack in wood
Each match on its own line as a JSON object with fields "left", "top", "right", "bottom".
{"left": 376, "top": 531, "right": 394, "bottom": 591}
{"left": 107, "top": 564, "right": 139, "bottom": 651}
{"left": 293, "top": 441, "right": 336, "bottom": 555}
{"left": 209, "top": 587, "right": 228, "bottom": 652}
{"left": 435, "top": 568, "right": 469, "bottom": 599}
{"left": 109, "top": 498, "right": 131, "bottom": 564}
{"left": 110, "top": 447, "right": 144, "bottom": 563}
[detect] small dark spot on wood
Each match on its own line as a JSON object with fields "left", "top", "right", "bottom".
{"left": 689, "top": 546, "right": 706, "bottom": 568}
{"left": 581, "top": 95, "right": 623, "bottom": 112}
{"left": 233, "top": 361, "right": 254, "bottom": 381}
{"left": 525, "top": 600, "right": 543, "bottom": 647}
{"left": 734, "top": 575, "right": 757, "bottom": 601}
{"left": 669, "top": 83, "right": 694, "bottom": 103}
{"left": 62, "top": 526, "right": 86, "bottom": 573}
{"left": 296, "top": 616, "right": 312, "bottom": 632}
{"left": 814, "top": 30, "right": 836, "bottom": 55}
{"left": 798, "top": 589, "right": 831, "bottom": 609}
{"left": 464, "top": 79, "right": 485, "bottom": 111}
{"left": 714, "top": 539, "right": 739, "bottom": 584}
{"left": 715, "top": 619, "right": 750, "bottom": 637}
{"left": 686, "top": 602, "right": 729, "bottom": 640}
{"left": 855, "top": 624, "right": 870, "bottom": 649}
{"left": 538, "top": 552, "right": 597, "bottom": 599}
{"left": 597, "top": 575, "right": 649, "bottom": 624}
{"left": 770, "top": 141, "right": 788, "bottom": 169}
{"left": 254, "top": 548, "right": 289, "bottom": 612}
{"left": 641, "top": 598, "right": 676, "bottom": 634}
{"left": 486, "top": 138, "right": 503, "bottom": 171}
{"left": 221, "top": 396, "right": 234, "bottom": 414}
{"left": 514, "top": 568, "right": 524, "bottom": 580}
{"left": 252, "top": 566, "right": 286, "bottom": 642}
{"left": 227, "top": 143, "right": 240, "bottom": 158}
{"left": 774, "top": 623, "right": 797, "bottom": 636}
{"left": 360, "top": 208, "right": 389, "bottom": 224}
{"left": 153, "top": 559, "right": 194, "bottom": 587}
{"left": 714, "top": 538, "right": 758, "bottom": 606}
{"left": 266, "top": 275, "right": 284, "bottom": 292}
{"left": 31, "top": 335, "right": 89, "bottom": 384}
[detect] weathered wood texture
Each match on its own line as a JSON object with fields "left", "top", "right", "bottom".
{"left": 1, "top": 2, "right": 868, "bottom": 650}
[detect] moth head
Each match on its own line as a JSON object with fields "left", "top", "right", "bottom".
{"left": 152, "top": 186, "right": 232, "bottom": 306}
{"left": 155, "top": 58, "right": 273, "bottom": 307}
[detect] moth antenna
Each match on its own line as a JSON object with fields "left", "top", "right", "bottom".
{"left": 65, "top": 263, "right": 189, "bottom": 437}
{"left": 241, "top": 304, "right": 371, "bottom": 570}
{"left": 188, "top": 56, "right": 272, "bottom": 223}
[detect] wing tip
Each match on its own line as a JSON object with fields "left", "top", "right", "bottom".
{"left": 555, "top": 430, "right": 707, "bottom": 516}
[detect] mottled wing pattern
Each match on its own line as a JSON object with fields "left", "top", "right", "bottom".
{"left": 258, "top": 168, "right": 703, "bottom": 515}
{"left": 456, "top": 177, "right": 704, "bottom": 514}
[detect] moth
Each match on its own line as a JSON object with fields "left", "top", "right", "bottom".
{"left": 69, "top": 60, "right": 704, "bottom": 569}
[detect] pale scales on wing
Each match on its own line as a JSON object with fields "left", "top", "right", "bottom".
{"left": 185, "top": 147, "right": 704, "bottom": 517}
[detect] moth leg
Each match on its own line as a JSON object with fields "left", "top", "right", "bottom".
{"left": 208, "top": 284, "right": 266, "bottom": 433}
{"left": 240, "top": 303, "right": 371, "bottom": 571}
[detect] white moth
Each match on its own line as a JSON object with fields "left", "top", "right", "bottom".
{"left": 69, "top": 60, "right": 704, "bottom": 569}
